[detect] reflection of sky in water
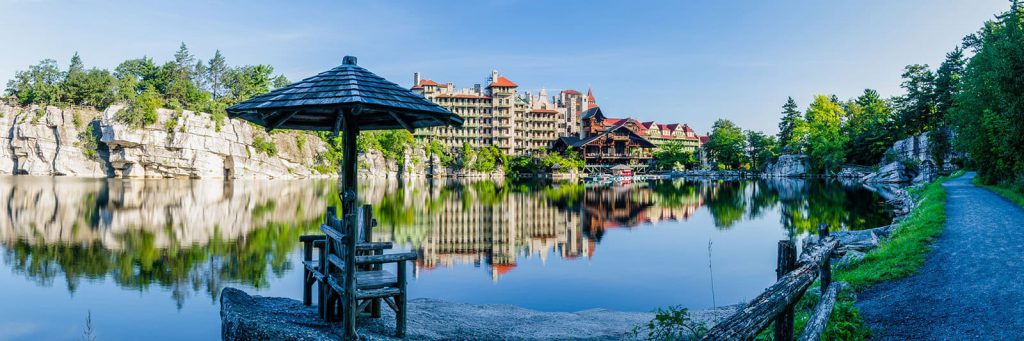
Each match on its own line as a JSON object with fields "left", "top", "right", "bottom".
{"left": 0, "top": 176, "right": 892, "bottom": 340}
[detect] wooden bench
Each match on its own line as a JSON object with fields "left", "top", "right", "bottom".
{"left": 300, "top": 205, "right": 417, "bottom": 339}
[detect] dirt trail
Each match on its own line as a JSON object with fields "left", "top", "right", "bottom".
{"left": 857, "top": 172, "right": 1024, "bottom": 339}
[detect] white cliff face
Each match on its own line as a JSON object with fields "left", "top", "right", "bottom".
{"left": 0, "top": 103, "right": 339, "bottom": 179}
{"left": 862, "top": 130, "right": 961, "bottom": 184}
{"left": 100, "top": 105, "right": 333, "bottom": 179}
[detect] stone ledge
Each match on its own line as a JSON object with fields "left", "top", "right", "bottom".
{"left": 221, "top": 287, "right": 740, "bottom": 340}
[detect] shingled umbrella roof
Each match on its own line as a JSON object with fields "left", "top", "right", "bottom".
{"left": 226, "top": 56, "right": 462, "bottom": 133}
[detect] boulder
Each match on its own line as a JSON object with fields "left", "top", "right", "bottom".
{"left": 837, "top": 165, "right": 871, "bottom": 179}
{"left": 764, "top": 154, "right": 809, "bottom": 177}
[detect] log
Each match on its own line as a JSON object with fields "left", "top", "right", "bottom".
{"left": 798, "top": 282, "right": 848, "bottom": 341}
{"left": 774, "top": 240, "right": 796, "bottom": 341}
{"left": 702, "top": 238, "right": 838, "bottom": 340}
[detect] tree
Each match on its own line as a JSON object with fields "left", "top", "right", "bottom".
{"left": 893, "top": 64, "right": 937, "bottom": 136}
{"left": 933, "top": 47, "right": 965, "bottom": 121}
{"left": 206, "top": 50, "right": 228, "bottom": 99}
{"left": 745, "top": 130, "right": 779, "bottom": 171}
{"left": 704, "top": 119, "right": 747, "bottom": 169}
{"left": 805, "top": 95, "right": 847, "bottom": 173}
{"left": 227, "top": 65, "right": 275, "bottom": 101}
{"left": 777, "top": 97, "right": 807, "bottom": 154}
{"left": 5, "top": 59, "right": 63, "bottom": 105}
{"left": 949, "top": 2, "right": 1024, "bottom": 185}
{"left": 652, "top": 141, "right": 697, "bottom": 171}
{"left": 842, "top": 89, "right": 895, "bottom": 165}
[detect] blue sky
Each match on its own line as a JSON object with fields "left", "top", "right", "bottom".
{"left": 0, "top": 0, "right": 1008, "bottom": 133}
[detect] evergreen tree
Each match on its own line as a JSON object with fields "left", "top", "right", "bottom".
{"left": 949, "top": 1, "right": 1024, "bottom": 185}
{"left": 933, "top": 47, "right": 965, "bottom": 123}
{"left": 206, "top": 50, "right": 228, "bottom": 99}
{"left": 893, "top": 64, "right": 937, "bottom": 136}
{"left": 777, "top": 97, "right": 804, "bottom": 153}
{"left": 842, "top": 89, "right": 895, "bottom": 165}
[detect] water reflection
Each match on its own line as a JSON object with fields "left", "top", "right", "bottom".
{"left": 0, "top": 176, "right": 891, "bottom": 306}
{"left": 0, "top": 177, "right": 330, "bottom": 308}
{"left": 364, "top": 178, "right": 892, "bottom": 281}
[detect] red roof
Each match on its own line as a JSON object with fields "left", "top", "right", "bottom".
{"left": 487, "top": 76, "right": 518, "bottom": 88}
{"left": 561, "top": 89, "right": 580, "bottom": 95}
{"left": 492, "top": 264, "right": 516, "bottom": 275}
{"left": 698, "top": 135, "right": 710, "bottom": 144}
{"left": 411, "top": 79, "right": 442, "bottom": 89}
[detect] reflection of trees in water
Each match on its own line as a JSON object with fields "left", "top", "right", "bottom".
{"left": 0, "top": 177, "right": 330, "bottom": 307}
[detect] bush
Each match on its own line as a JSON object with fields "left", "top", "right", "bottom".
{"left": 631, "top": 306, "right": 707, "bottom": 340}
{"left": 77, "top": 122, "right": 101, "bottom": 161}
{"left": 252, "top": 135, "right": 277, "bottom": 156}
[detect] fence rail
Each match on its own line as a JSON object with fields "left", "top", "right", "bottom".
{"left": 702, "top": 224, "right": 842, "bottom": 341}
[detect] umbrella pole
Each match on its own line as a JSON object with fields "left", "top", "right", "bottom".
{"left": 340, "top": 108, "right": 359, "bottom": 339}
{"left": 340, "top": 109, "right": 359, "bottom": 217}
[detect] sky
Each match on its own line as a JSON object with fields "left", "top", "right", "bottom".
{"left": 0, "top": 0, "right": 1009, "bottom": 134}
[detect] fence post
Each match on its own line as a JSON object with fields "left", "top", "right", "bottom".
{"left": 774, "top": 240, "right": 797, "bottom": 341}
{"left": 818, "top": 223, "right": 831, "bottom": 292}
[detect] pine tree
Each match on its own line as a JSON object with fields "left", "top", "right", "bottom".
{"left": 777, "top": 97, "right": 804, "bottom": 154}
{"left": 206, "top": 50, "right": 228, "bottom": 99}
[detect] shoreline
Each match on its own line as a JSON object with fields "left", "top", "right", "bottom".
{"left": 220, "top": 288, "right": 742, "bottom": 340}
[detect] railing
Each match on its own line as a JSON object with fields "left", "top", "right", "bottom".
{"left": 703, "top": 224, "right": 843, "bottom": 341}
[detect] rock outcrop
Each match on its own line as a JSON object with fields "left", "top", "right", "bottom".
{"left": 220, "top": 287, "right": 741, "bottom": 341}
{"left": 764, "top": 154, "right": 810, "bottom": 177}
{"left": 862, "top": 130, "right": 961, "bottom": 184}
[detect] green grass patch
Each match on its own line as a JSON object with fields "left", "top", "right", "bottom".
{"left": 835, "top": 171, "right": 961, "bottom": 291}
{"left": 973, "top": 177, "right": 1024, "bottom": 209}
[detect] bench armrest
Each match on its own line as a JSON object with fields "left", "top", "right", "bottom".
{"left": 356, "top": 242, "right": 393, "bottom": 251}
{"left": 355, "top": 252, "right": 417, "bottom": 265}
{"left": 299, "top": 235, "right": 326, "bottom": 242}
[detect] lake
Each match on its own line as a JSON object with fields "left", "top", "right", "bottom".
{"left": 0, "top": 176, "right": 892, "bottom": 340}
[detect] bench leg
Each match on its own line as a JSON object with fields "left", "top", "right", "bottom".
{"left": 397, "top": 261, "right": 408, "bottom": 337}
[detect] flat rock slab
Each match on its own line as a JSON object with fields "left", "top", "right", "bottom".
{"left": 221, "top": 288, "right": 739, "bottom": 340}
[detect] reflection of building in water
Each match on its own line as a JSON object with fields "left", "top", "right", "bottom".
{"left": 371, "top": 180, "right": 708, "bottom": 282}
{"left": 407, "top": 188, "right": 587, "bottom": 282}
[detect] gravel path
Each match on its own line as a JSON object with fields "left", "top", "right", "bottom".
{"left": 856, "top": 172, "right": 1024, "bottom": 340}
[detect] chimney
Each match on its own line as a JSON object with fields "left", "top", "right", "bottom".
{"left": 474, "top": 83, "right": 481, "bottom": 94}
{"left": 491, "top": 69, "right": 499, "bottom": 83}
{"left": 413, "top": 72, "right": 421, "bottom": 87}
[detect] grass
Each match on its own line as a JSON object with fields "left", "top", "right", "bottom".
{"left": 973, "top": 177, "right": 1024, "bottom": 209}
{"left": 835, "top": 170, "right": 962, "bottom": 291}
{"left": 636, "top": 171, "right": 965, "bottom": 340}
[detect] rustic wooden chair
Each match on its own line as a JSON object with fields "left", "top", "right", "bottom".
{"left": 300, "top": 205, "right": 416, "bottom": 339}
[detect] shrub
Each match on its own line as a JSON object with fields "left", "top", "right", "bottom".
{"left": 252, "top": 135, "right": 277, "bottom": 156}
{"left": 630, "top": 306, "right": 707, "bottom": 340}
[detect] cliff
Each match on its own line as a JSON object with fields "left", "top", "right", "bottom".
{"left": 0, "top": 103, "right": 338, "bottom": 179}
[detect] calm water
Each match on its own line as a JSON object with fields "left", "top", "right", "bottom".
{"left": 0, "top": 176, "right": 892, "bottom": 340}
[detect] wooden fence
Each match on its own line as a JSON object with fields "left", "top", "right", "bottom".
{"left": 702, "top": 224, "right": 845, "bottom": 341}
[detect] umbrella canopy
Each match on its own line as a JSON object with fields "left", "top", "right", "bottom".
{"left": 226, "top": 56, "right": 462, "bottom": 133}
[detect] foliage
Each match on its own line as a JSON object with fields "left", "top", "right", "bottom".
{"left": 949, "top": 2, "right": 1024, "bottom": 185}
{"left": 745, "top": 131, "right": 779, "bottom": 171}
{"left": 472, "top": 145, "right": 507, "bottom": 172}
{"left": 842, "top": 89, "right": 896, "bottom": 166}
{"left": 427, "top": 139, "right": 455, "bottom": 166}
{"left": 359, "top": 130, "right": 414, "bottom": 163}
{"left": 804, "top": 95, "right": 847, "bottom": 173}
{"left": 652, "top": 141, "right": 698, "bottom": 171}
{"left": 631, "top": 306, "right": 707, "bottom": 340}
{"left": 835, "top": 172, "right": 961, "bottom": 290}
{"left": 77, "top": 122, "right": 101, "bottom": 161}
{"left": 777, "top": 97, "right": 806, "bottom": 154}
{"left": 116, "top": 84, "right": 162, "bottom": 127}
{"left": 252, "top": 135, "right": 278, "bottom": 156}
{"left": 704, "top": 119, "right": 747, "bottom": 169}
{"left": 5, "top": 44, "right": 290, "bottom": 131}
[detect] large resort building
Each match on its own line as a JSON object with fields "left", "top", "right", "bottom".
{"left": 411, "top": 69, "right": 705, "bottom": 170}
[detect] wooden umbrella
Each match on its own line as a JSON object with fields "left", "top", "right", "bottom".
{"left": 226, "top": 56, "right": 462, "bottom": 216}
